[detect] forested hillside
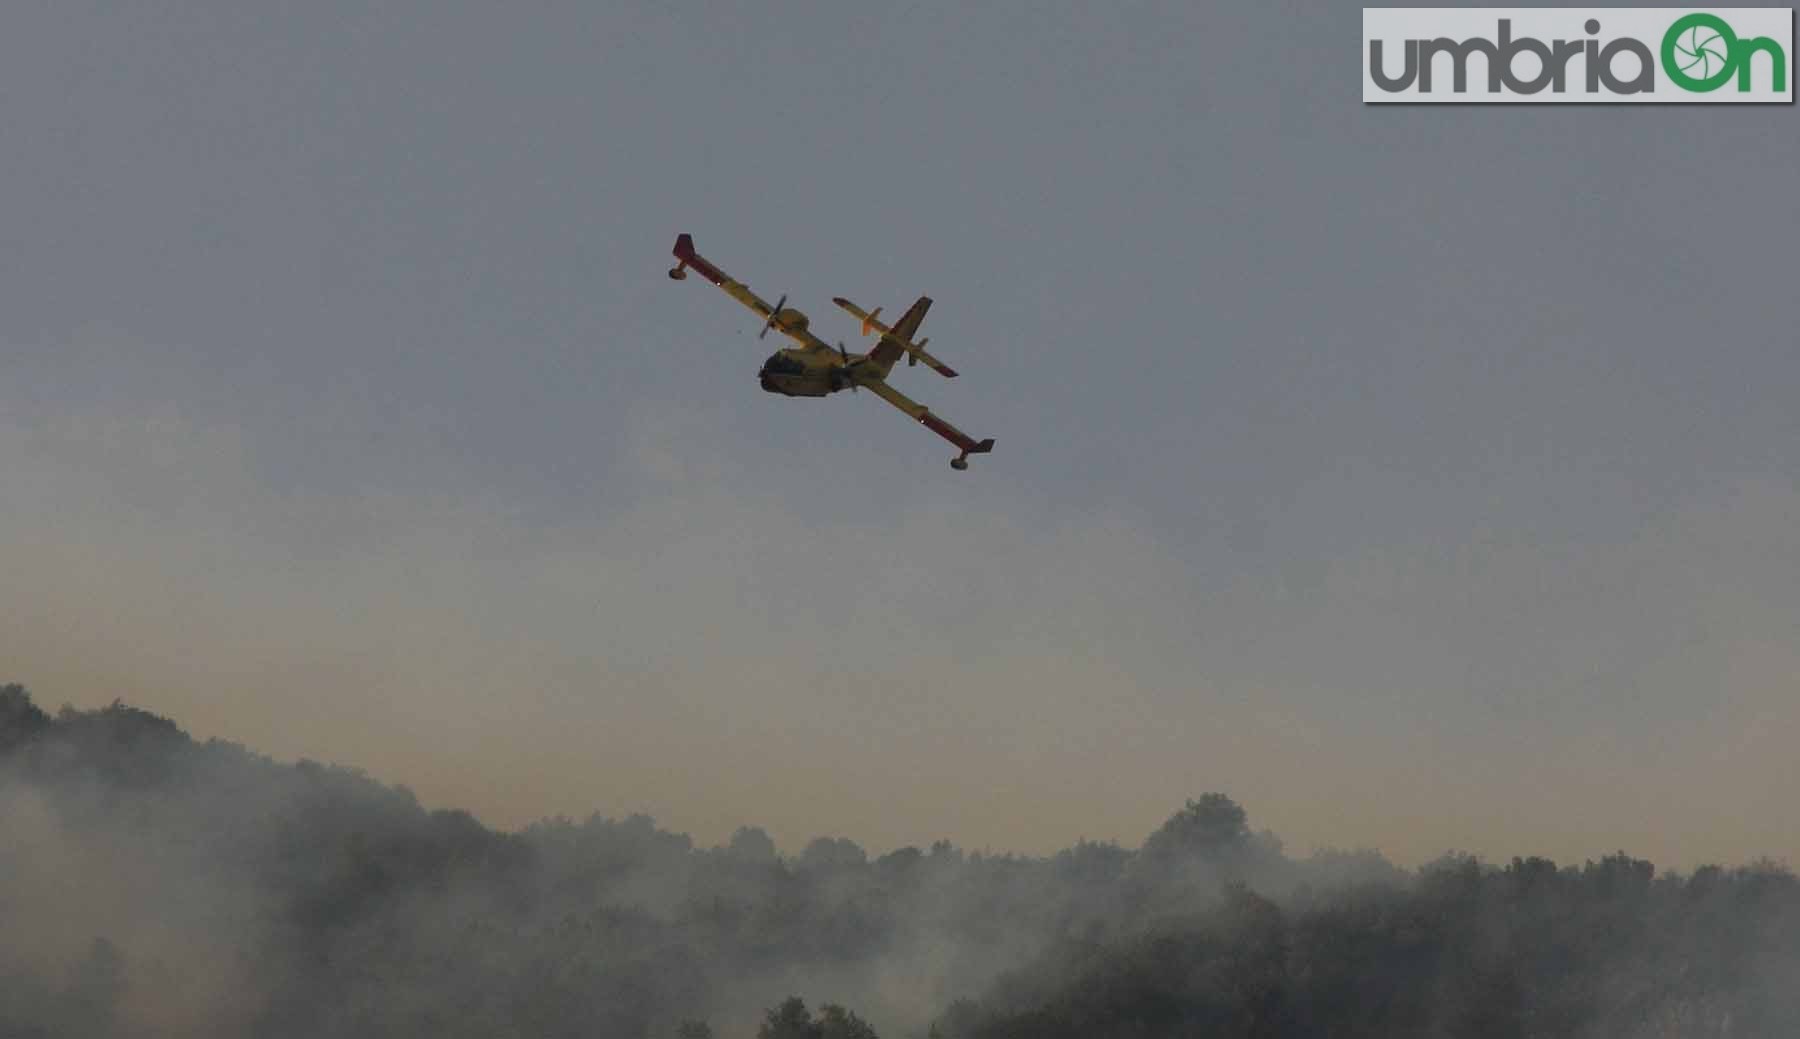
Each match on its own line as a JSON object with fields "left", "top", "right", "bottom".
{"left": 3, "top": 684, "right": 1795, "bottom": 1038}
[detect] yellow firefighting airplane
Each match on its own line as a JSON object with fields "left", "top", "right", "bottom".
{"left": 668, "top": 233, "right": 995, "bottom": 470}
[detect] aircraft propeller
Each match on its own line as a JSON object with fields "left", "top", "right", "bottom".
{"left": 758, "top": 295, "right": 788, "bottom": 340}
{"left": 837, "top": 342, "right": 858, "bottom": 393}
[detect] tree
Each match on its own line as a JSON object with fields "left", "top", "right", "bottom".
{"left": 759, "top": 997, "right": 817, "bottom": 1039}
{"left": 799, "top": 837, "right": 867, "bottom": 871}
{"left": 815, "top": 1003, "right": 879, "bottom": 1039}
{"left": 728, "top": 826, "right": 779, "bottom": 864}
{"left": 757, "top": 997, "right": 879, "bottom": 1039}
{"left": 0, "top": 682, "right": 51, "bottom": 753}
{"left": 1141, "top": 794, "right": 1250, "bottom": 863}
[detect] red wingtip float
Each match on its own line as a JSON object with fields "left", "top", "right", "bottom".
{"left": 670, "top": 234, "right": 996, "bottom": 471}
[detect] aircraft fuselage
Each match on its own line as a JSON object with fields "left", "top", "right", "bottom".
{"left": 758, "top": 348, "right": 850, "bottom": 398}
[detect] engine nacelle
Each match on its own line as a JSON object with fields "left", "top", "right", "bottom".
{"left": 777, "top": 308, "right": 809, "bottom": 331}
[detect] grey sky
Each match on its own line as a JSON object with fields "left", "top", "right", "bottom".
{"left": 3, "top": 3, "right": 1796, "bottom": 868}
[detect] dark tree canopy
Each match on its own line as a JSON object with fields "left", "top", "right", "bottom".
{"left": 1140, "top": 794, "right": 1250, "bottom": 862}
{"left": 0, "top": 682, "right": 50, "bottom": 753}
{"left": 758, "top": 997, "right": 879, "bottom": 1039}
{"left": 728, "top": 825, "right": 780, "bottom": 864}
{"left": 4, "top": 683, "right": 1798, "bottom": 1039}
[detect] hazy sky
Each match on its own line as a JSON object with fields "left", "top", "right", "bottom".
{"left": 3, "top": 2, "right": 1796, "bottom": 868}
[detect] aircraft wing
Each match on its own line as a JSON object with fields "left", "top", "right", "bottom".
{"left": 863, "top": 379, "right": 995, "bottom": 468}
{"left": 670, "top": 234, "right": 833, "bottom": 353}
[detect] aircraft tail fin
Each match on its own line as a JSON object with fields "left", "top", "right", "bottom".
{"left": 835, "top": 295, "right": 956, "bottom": 376}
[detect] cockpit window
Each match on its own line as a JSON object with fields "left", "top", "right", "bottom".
{"left": 763, "top": 353, "right": 805, "bottom": 376}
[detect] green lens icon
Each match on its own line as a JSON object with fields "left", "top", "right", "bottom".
{"left": 1663, "top": 13, "right": 1739, "bottom": 91}
{"left": 1677, "top": 24, "right": 1728, "bottom": 76}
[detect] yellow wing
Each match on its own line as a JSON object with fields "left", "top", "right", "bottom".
{"left": 670, "top": 234, "right": 833, "bottom": 354}
{"left": 863, "top": 379, "right": 995, "bottom": 470}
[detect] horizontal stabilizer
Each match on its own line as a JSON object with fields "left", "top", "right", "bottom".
{"left": 833, "top": 296, "right": 886, "bottom": 333}
{"left": 834, "top": 295, "right": 956, "bottom": 377}
{"left": 909, "top": 342, "right": 958, "bottom": 378}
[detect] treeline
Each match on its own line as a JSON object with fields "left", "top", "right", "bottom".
{"left": 2, "top": 684, "right": 1796, "bottom": 1038}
